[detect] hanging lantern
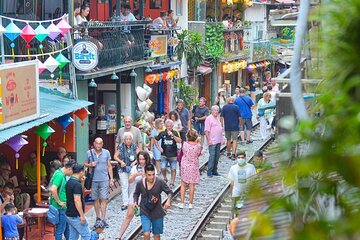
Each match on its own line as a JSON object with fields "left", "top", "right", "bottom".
{"left": 162, "top": 72, "right": 168, "bottom": 81}
{"left": 4, "top": 21, "right": 21, "bottom": 58}
{"left": 20, "top": 24, "right": 36, "bottom": 59}
{"left": 47, "top": 23, "right": 61, "bottom": 52}
{"left": 154, "top": 73, "right": 160, "bottom": 83}
{"left": 35, "top": 124, "right": 55, "bottom": 156}
{"left": 5, "top": 135, "right": 29, "bottom": 170}
{"left": 57, "top": 114, "right": 74, "bottom": 143}
{"left": 35, "top": 24, "right": 49, "bottom": 58}
{"left": 57, "top": 18, "right": 71, "bottom": 36}
{"left": 44, "top": 55, "right": 60, "bottom": 80}
{"left": 55, "top": 53, "right": 70, "bottom": 84}
{"left": 57, "top": 19, "right": 71, "bottom": 48}
{"left": 75, "top": 108, "right": 90, "bottom": 127}
{"left": 37, "top": 59, "right": 46, "bottom": 75}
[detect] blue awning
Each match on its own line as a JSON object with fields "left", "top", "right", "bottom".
{"left": 0, "top": 92, "right": 93, "bottom": 144}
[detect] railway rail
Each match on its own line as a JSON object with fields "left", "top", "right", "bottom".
{"left": 127, "top": 122, "right": 271, "bottom": 240}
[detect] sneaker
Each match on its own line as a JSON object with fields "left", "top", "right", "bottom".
{"left": 189, "top": 204, "right": 193, "bottom": 209}
{"left": 231, "top": 154, "right": 236, "bottom": 160}
{"left": 213, "top": 172, "right": 221, "bottom": 176}
{"left": 178, "top": 203, "right": 184, "bottom": 209}
{"left": 102, "top": 220, "right": 109, "bottom": 228}
{"left": 169, "top": 183, "right": 175, "bottom": 189}
{"left": 121, "top": 205, "right": 128, "bottom": 211}
{"left": 207, "top": 173, "right": 213, "bottom": 178}
{"left": 226, "top": 153, "right": 231, "bottom": 158}
{"left": 246, "top": 140, "right": 253, "bottom": 144}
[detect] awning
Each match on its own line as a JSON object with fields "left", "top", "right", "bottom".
{"left": 197, "top": 65, "right": 212, "bottom": 75}
{"left": 0, "top": 92, "right": 93, "bottom": 144}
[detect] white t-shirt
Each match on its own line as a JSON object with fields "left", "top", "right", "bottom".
{"left": 228, "top": 163, "right": 256, "bottom": 197}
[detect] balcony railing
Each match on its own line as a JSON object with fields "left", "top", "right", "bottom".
{"left": 74, "top": 21, "right": 148, "bottom": 69}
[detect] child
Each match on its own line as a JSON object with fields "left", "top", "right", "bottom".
{"left": 90, "top": 219, "right": 105, "bottom": 240}
{"left": 1, "top": 203, "right": 23, "bottom": 240}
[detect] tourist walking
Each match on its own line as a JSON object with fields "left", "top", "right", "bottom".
{"left": 85, "top": 138, "right": 114, "bottom": 227}
{"left": 66, "top": 163, "right": 91, "bottom": 239}
{"left": 204, "top": 105, "right": 224, "bottom": 177}
{"left": 215, "top": 88, "right": 226, "bottom": 110}
{"left": 174, "top": 99, "right": 191, "bottom": 142}
{"left": 249, "top": 73, "right": 256, "bottom": 103}
{"left": 133, "top": 164, "right": 173, "bottom": 240}
{"left": 221, "top": 97, "right": 242, "bottom": 159}
{"left": 192, "top": 97, "right": 209, "bottom": 147}
{"left": 234, "top": 88, "right": 254, "bottom": 144}
{"left": 228, "top": 151, "right": 256, "bottom": 214}
{"left": 150, "top": 118, "right": 165, "bottom": 174}
{"left": 117, "top": 151, "right": 152, "bottom": 239}
{"left": 178, "top": 129, "right": 202, "bottom": 209}
{"left": 257, "top": 92, "right": 275, "bottom": 140}
{"left": 154, "top": 119, "right": 182, "bottom": 188}
{"left": 49, "top": 160, "right": 75, "bottom": 240}
{"left": 114, "top": 132, "right": 137, "bottom": 211}
{"left": 115, "top": 116, "right": 142, "bottom": 154}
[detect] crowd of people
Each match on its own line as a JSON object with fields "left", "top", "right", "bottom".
{"left": 0, "top": 70, "right": 279, "bottom": 239}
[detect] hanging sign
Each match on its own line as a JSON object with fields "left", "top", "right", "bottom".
{"left": 0, "top": 60, "right": 40, "bottom": 130}
{"left": 72, "top": 41, "right": 98, "bottom": 71}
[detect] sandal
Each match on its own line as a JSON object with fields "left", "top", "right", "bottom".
{"left": 164, "top": 178, "right": 168, "bottom": 183}
{"left": 169, "top": 183, "right": 175, "bottom": 188}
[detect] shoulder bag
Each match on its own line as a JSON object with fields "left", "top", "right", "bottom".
{"left": 84, "top": 149, "right": 95, "bottom": 190}
{"left": 47, "top": 176, "right": 66, "bottom": 225}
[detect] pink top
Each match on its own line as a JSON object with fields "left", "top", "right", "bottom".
{"left": 204, "top": 115, "right": 223, "bottom": 144}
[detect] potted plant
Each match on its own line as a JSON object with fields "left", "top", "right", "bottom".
{"left": 280, "top": 27, "right": 295, "bottom": 44}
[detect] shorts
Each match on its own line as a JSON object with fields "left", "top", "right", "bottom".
{"left": 91, "top": 181, "right": 109, "bottom": 200}
{"left": 140, "top": 215, "right": 164, "bottom": 235}
{"left": 240, "top": 118, "right": 253, "bottom": 131}
{"left": 161, "top": 156, "right": 177, "bottom": 170}
{"left": 225, "top": 131, "right": 238, "bottom": 141}
{"left": 193, "top": 121, "right": 205, "bottom": 135}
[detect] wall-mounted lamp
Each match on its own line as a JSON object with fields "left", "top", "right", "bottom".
{"left": 145, "top": 66, "right": 153, "bottom": 73}
{"left": 111, "top": 72, "right": 119, "bottom": 80}
{"left": 130, "top": 69, "right": 137, "bottom": 77}
{"left": 88, "top": 78, "right": 97, "bottom": 88}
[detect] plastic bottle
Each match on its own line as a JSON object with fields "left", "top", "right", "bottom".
{"left": 134, "top": 206, "right": 140, "bottom": 217}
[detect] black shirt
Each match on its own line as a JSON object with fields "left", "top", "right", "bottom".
{"left": 155, "top": 130, "right": 180, "bottom": 157}
{"left": 65, "top": 177, "right": 84, "bottom": 217}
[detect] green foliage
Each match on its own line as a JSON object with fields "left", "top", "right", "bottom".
{"left": 177, "top": 79, "right": 198, "bottom": 109}
{"left": 174, "top": 30, "right": 189, "bottom": 62}
{"left": 256, "top": 0, "right": 360, "bottom": 238}
{"left": 205, "top": 23, "right": 225, "bottom": 66}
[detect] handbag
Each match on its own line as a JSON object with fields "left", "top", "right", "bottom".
{"left": 144, "top": 180, "right": 156, "bottom": 211}
{"left": 258, "top": 109, "right": 265, "bottom": 117}
{"left": 177, "top": 144, "right": 183, "bottom": 163}
{"left": 47, "top": 175, "right": 66, "bottom": 225}
{"left": 84, "top": 149, "right": 95, "bottom": 190}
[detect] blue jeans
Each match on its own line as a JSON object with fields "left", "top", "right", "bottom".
{"left": 66, "top": 216, "right": 91, "bottom": 240}
{"left": 55, "top": 209, "right": 69, "bottom": 240}
{"left": 208, "top": 143, "right": 220, "bottom": 175}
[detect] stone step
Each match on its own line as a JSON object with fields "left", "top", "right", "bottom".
{"left": 207, "top": 221, "right": 228, "bottom": 230}
{"left": 202, "top": 228, "right": 223, "bottom": 237}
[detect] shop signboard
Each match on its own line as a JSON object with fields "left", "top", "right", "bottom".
{"left": 0, "top": 61, "right": 40, "bottom": 130}
{"left": 149, "top": 35, "right": 168, "bottom": 57}
{"left": 250, "top": 40, "right": 271, "bottom": 62}
{"left": 72, "top": 41, "right": 99, "bottom": 71}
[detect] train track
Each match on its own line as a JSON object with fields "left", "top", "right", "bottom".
{"left": 126, "top": 123, "right": 267, "bottom": 240}
{"left": 187, "top": 136, "right": 274, "bottom": 240}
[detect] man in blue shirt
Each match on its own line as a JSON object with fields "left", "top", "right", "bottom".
{"left": 221, "top": 97, "right": 242, "bottom": 160}
{"left": 234, "top": 88, "right": 254, "bottom": 144}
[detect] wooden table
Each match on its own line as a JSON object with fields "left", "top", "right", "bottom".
{"left": 23, "top": 208, "right": 48, "bottom": 239}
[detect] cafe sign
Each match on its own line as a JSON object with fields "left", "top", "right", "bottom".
{"left": 0, "top": 61, "right": 40, "bottom": 130}
{"left": 72, "top": 41, "right": 99, "bottom": 71}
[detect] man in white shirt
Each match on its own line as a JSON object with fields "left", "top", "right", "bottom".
{"left": 120, "top": 4, "right": 137, "bottom": 21}
{"left": 228, "top": 151, "right": 256, "bottom": 214}
{"left": 152, "top": 11, "right": 168, "bottom": 28}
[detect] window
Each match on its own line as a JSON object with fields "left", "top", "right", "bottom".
{"left": 150, "top": 0, "right": 162, "bottom": 9}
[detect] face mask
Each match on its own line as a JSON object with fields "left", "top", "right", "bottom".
{"left": 237, "top": 158, "right": 246, "bottom": 166}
